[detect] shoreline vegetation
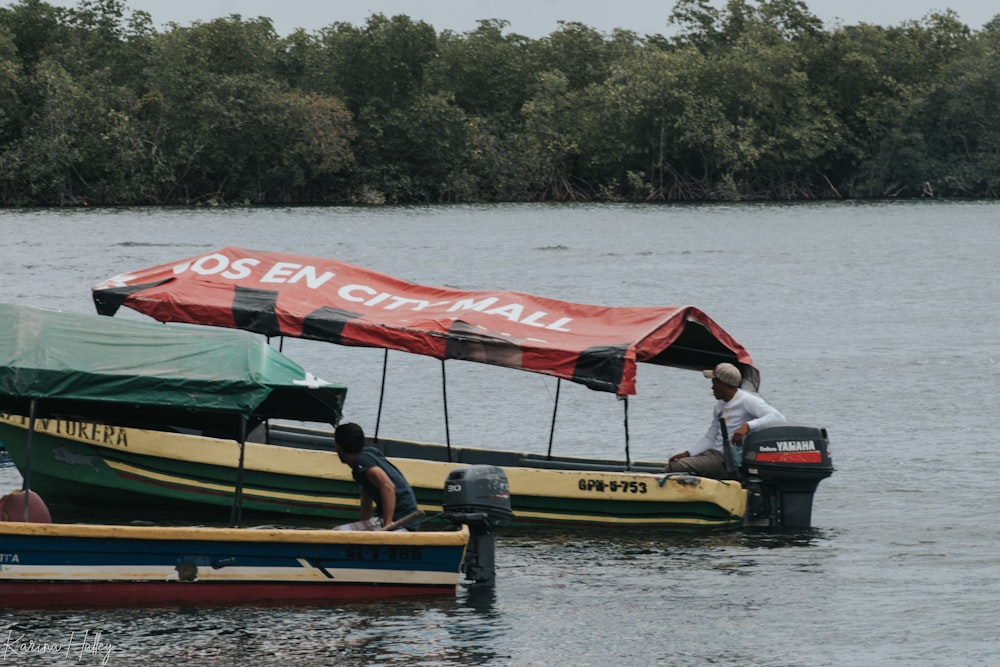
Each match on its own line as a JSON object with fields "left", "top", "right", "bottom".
{"left": 0, "top": 0, "right": 998, "bottom": 207}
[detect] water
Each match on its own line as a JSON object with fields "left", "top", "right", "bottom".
{"left": 0, "top": 201, "right": 997, "bottom": 666}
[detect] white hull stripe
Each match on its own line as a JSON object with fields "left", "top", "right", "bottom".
{"left": 0, "top": 564, "right": 460, "bottom": 586}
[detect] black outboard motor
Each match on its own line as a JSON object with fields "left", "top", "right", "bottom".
{"left": 441, "top": 465, "right": 512, "bottom": 587}
{"left": 740, "top": 424, "right": 833, "bottom": 529}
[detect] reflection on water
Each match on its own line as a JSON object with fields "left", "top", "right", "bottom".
{"left": 499, "top": 524, "right": 830, "bottom": 559}
{"left": 2, "top": 596, "right": 510, "bottom": 667}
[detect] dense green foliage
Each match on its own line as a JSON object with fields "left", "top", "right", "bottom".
{"left": 0, "top": 0, "right": 998, "bottom": 205}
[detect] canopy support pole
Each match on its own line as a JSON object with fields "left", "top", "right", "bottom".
{"left": 374, "top": 349, "right": 389, "bottom": 442}
{"left": 229, "top": 416, "right": 248, "bottom": 528}
{"left": 546, "top": 379, "right": 562, "bottom": 459}
{"left": 622, "top": 396, "right": 632, "bottom": 470}
{"left": 441, "top": 360, "right": 452, "bottom": 462}
{"left": 20, "top": 399, "right": 38, "bottom": 522}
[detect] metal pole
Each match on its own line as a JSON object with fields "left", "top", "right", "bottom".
{"left": 622, "top": 396, "right": 632, "bottom": 470}
{"left": 374, "top": 349, "right": 389, "bottom": 442}
{"left": 546, "top": 379, "right": 562, "bottom": 459}
{"left": 21, "top": 399, "right": 37, "bottom": 522}
{"left": 440, "top": 360, "right": 452, "bottom": 461}
{"left": 229, "top": 416, "right": 248, "bottom": 528}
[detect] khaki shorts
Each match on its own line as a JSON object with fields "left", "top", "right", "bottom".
{"left": 664, "top": 449, "right": 728, "bottom": 479}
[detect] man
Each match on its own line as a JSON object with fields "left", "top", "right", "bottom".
{"left": 665, "top": 362, "right": 786, "bottom": 479}
{"left": 333, "top": 422, "right": 419, "bottom": 530}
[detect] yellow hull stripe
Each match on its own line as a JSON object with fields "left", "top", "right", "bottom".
{"left": 102, "top": 460, "right": 455, "bottom": 515}
{"left": 105, "top": 460, "right": 342, "bottom": 504}
{"left": 0, "top": 520, "right": 470, "bottom": 546}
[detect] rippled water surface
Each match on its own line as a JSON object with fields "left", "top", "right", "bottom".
{"left": 0, "top": 201, "right": 997, "bottom": 666}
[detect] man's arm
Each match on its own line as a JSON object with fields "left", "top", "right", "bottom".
{"left": 733, "top": 396, "right": 786, "bottom": 443}
{"left": 364, "top": 466, "right": 397, "bottom": 523}
{"left": 747, "top": 396, "right": 785, "bottom": 432}
{"left": 358, "top": 490, "right": 374, "bottom": 520}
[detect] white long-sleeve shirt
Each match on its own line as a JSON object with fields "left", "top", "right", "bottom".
{"left": 689, "top": 389, "right": 786, "bottom": 456}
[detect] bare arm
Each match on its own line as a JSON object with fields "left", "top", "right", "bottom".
{"left": 364, "top": 466, "right": 397, "bottom": 523}
{"left": 358, "top": 490, "right": 374, "bottom": 520}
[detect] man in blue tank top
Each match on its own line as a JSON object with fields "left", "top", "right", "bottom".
{"left": 334, "top": 422, "right": 419, "bottom": 529}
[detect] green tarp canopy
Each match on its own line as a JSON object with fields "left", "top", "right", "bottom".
{"left": 0, "top": 304, "right": 346, "bottom": 434}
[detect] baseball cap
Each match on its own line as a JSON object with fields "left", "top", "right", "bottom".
{"left": 703, "top": 362, "right": 742, "bottom": 388}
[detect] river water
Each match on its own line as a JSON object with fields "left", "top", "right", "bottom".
{"left": 0, "top": 201, "right": 996, "bottom": 666}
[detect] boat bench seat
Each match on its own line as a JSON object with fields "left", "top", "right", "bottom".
{"left": 267, "top": 428, "right": 334, "bottom": 451}
{"left": 379, "top": 440, "right": 452, "bottom": 462}
{"left": 264, "top": 429, "right": 666, "bottom": 475}
{"left": 379, "top": 440, "right": 524, "bottom": 467}
{"left": 518, "top": 457, "right": 661, "bottom": 474}
{"left": 455, "top": 449, "right": 523, "bottom": 467}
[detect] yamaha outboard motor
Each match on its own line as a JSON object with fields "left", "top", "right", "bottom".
{"left": 740, "top": 424, "right": 833, "bottom": 529}
{"left": 441, "top": 465, "right": 512, "bottom": 587}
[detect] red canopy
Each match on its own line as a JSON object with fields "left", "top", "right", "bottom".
{"left": 92, "top": 247, "right": 757, "bottom": 395}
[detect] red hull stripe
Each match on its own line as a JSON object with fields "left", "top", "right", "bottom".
{"left": 754, "top": 451, "right": 823, "bottom": 463}
{"left": 0, "top": 581, "right": 455, "bottom": 608}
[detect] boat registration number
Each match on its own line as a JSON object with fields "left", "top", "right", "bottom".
{"left": 578, "top": 479, "right": 648, "bottom": 494}
{"left": 345, "top": 546, "right": 423, "bottom": 562}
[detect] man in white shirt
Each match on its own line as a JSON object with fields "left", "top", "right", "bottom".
{"left": 665, "top": 362, "right": 786, "bottom": 479}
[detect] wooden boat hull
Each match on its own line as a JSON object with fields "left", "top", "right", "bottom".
{"left": 0, "top": 520, "right": 469, "bottom": 608}
{"left": 0, "top": 415, "right": 746, "bottom": 533}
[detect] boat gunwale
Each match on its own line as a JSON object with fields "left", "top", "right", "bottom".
{"left": 0, "top": 519, "right": 470, "bottom": 545}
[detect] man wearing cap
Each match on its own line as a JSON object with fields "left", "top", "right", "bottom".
{"left": 664, "top": 362, "right": 786, "bottom": 479}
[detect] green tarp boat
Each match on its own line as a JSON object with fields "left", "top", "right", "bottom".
{"left": 0, "top": 303, "right": 346, "bottom": 431}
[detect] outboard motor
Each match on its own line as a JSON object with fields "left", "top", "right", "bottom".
{"left": 740, "top": 424, "right": 833, "bottom": 529}
{"left": 441, "top": 465, "right": 512, "bottom": 587}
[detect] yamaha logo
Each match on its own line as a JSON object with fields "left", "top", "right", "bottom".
{"left": 775, "top": 440, "right": 816, "bottom": 452}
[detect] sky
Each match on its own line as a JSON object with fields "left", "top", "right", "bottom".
{"left": 36, "top": 1, "right": 1000, "bottom": 37}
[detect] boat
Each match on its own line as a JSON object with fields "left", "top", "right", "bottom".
{"left": 0, "top": 304, "right": 512, "bottom": 608}
{"left": 0, "top": 519, "right": 471, "bottom": 607}
{"left": 84, "top": 247, "right": 834, "bottom": 532}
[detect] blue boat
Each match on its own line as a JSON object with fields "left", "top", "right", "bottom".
{"left": 0, "top": 304, "right": 510, "bottom": 608}
{"left": 0, "top": 520, "right": 470, "bottom": 607}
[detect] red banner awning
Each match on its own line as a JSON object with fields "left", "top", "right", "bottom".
{"left": 92, "top": 247, "right": 757, "bottom": 395}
